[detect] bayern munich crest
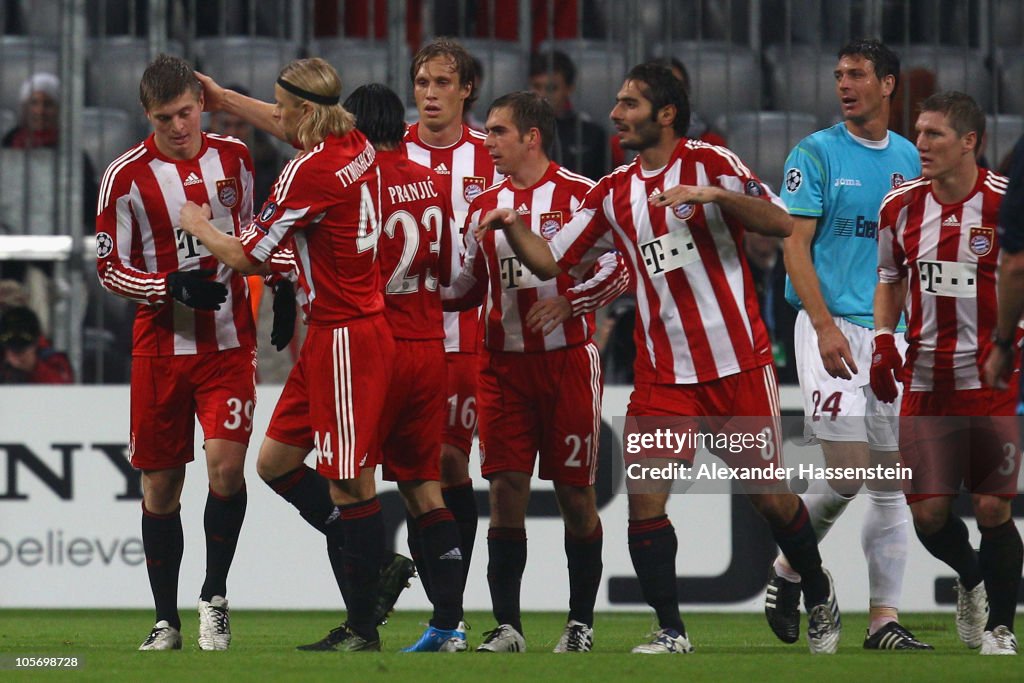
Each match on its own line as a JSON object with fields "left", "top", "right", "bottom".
{"left": 673, "top": 203, "right": 696, "bottom": 220}
{"left": 217, "top": 178, "right": 239, "bottom": 208}
{"left": 463, "top": 176, "right": 486, "bottom": 203}
{"left": 969, "top": 226, "right": 994, "bottom": 256}
{"left": 539, "top": 211, "right": 563, "bottom": 239}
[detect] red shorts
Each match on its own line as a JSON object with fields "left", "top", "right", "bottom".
{"left": 478, "top": 343, "right": 602, "bottom": 486}
{"left": 625, "top": 363, "right": 783, "bottom": 474}
{"left": 442, "top": 351, "right": 478, "bottom": 455}
{"left": 900, "top": 387, "right": 1020, "bottom": 503}
{"left": 378, "top": 339, "right": 444, "bottom": 482}
{"left": 267, "top": 316, "right": 394, "bottom": 480}
{"left": 130, "top": 346, "right": 257, "bottom": 471}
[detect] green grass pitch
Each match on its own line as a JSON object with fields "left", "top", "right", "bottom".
{"left": 1, "top": 610, "right": 1019, "bottom": 682}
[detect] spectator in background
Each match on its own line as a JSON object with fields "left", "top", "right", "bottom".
{"left": 2, "top": 72, "right": 99, "bottom": 222}
{"left": 610, "top": 56, "right": 727, "bottom": 167}
{"left": 529, "top": 50, "right": 610, "bottom": 180}
{"left": 0, "top": 305, "right": 72, "bottom": 384}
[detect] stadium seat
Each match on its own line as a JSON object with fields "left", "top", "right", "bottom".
{"left": 537, "top": 39, "right": 625, "bottom": 130}
{"left": 0, "top": 36, "right": 60, "bottom": 115}
{"left": 764, "top": 44, "right": 839, "bottom": 128}
{"left": 86, "top": 37, "right": 184, "bottom": 120}
{"left": 984, "top": 114, "right": 1023, "bottom": 171}
{"left": 452, "top": 39, "right": 526, "bottom": 120}
{"left": 714, "top": 111, "right": 818, "bottom": 194}
{"left": 193, "top": 36, "right": 298, "bottom": 100}
{"left": 652, "top": 41, "right": 762, "bottom": 124}
{"left": 898, "top": 46, "right": 992, "bottom": 111}
{"left": 307, "top": 38, "right": 403, "bottom": 96}
{"left": 81, "top": 108, "right": 138, "bottom": 178}
{"left": 17, "top": 0, "right": 60, "bottom": 38}
{"left": 997, "top": 48, "right": 1024, "bottom": 114}
{"left": 0, "top": 148, "right": 58, "bottom": 236}
{"left": 0, "top": 109, "right": 15, "bottom": 138}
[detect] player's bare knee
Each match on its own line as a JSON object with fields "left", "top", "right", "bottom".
{"left": 910, "top": 500, "right": 951, "bottom": 536}
{"left": 972, "top": 494, "right": 1012, "bottom": 528}
{"left": 440, "top": 444, "right": 470, "bottom": 485}
{"left": 627, "top": 492, "right": 668, "bottom": 521}
{"left": 398, "top": 480, "right": 445, "bottom": 517}
{"left": 488, "top": 473, "right": 529, "bottom": 527}
{"left": 555, "top": 484, "right": 598, "bottom": 536}
{"left": 255, "top": 439, "right": 305, "bottom": 482}
{"left": 749, "top": 492, "right": 798, "bottom": 527}
{"left": 141, "top": 468, "right": 185, "bottom": 513}
{"left": 329, "top": 471, "right": 376, "bottom": 505}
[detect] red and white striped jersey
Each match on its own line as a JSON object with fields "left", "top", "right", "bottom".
{"left": 376, "top": 149, "right": 453, "bottom": 340}
{"left": 550, "top": 138, "right": 780, "bottom": 384}
{"left": 445, "top": 162, "right": 629, "bottom": 352}
{"left": 404, "top": 123, "right": 501, "bottom": 352}
{"left": 878, "top": 167, "right": 1008, "bottom": 391}
{"left": 95, "top": 133, "right": 256, "bottom": 356}
{"left": 241, "top": 130, "right": 384, "bottom": 326}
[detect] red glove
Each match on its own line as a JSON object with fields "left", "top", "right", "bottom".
{"left": 869, "top": 333, "right": 902, "bottom": 403}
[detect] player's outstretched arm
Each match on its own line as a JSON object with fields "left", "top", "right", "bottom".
{"left": 179, "top": 201, "right": 268, "bottom": 275}
{"left": 479, "top": 208, "right": 562, "bottom": 279}
{"left": 650, "top": 185, "right": 792, "bottom": 237}
{"left": 195, "top": 71, "right": 284, "bottom": 143}
{"left": 784, "top": 216, "right": 857, "bottom": 380}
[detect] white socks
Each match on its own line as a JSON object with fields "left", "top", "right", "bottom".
{"left": 861, "top": 488, "right": 909, "bottom": 610}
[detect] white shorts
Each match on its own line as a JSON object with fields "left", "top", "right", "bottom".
{"left": 794, "top": 310, "right": 906, "bottom": 451}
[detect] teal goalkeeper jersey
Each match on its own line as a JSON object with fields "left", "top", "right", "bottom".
{"left": 782, "top": 123, "right": 920, "bottom": 328}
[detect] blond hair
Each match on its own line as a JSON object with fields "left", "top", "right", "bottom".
{"left": 278, "top": 58, "right": 354, "bottom": 149}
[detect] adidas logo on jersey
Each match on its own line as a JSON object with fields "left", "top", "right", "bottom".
{"left": 648, "top": 187, "right": 662, "bottom": 201}
{"left": 439, "top": 547, "right": 463, "bottom": 561}
{"left": 516, "top": 202, "right": 530, "bottom": 215}
{"left": 433, "top": 163, "right": 450, "bottom": 175}
{"left": 942, "top": 215, "right": 961, "bottom": 227}
{"left": 183, "top": 172, "right": 203, "bottom": 187}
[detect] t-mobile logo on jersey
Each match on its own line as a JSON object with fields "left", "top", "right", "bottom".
{"left": 500, "top": 255, "right": 524, "bottom": 289}
{"left": 918, "top": 260, "right": 978, "bottom": 298}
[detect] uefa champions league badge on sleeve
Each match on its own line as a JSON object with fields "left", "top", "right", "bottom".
{"left": 785, "top": 167, "right": 802, "bottom": 193}
{"left": 95, "top": 233, "right": 114, "bottom": 259}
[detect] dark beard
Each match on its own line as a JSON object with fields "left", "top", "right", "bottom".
{"left": 619, "top": 119, "right": 661, "bottom": 151}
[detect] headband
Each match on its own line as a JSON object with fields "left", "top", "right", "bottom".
{"left": 276, "top": 78, "right": 340, "bottom": 106}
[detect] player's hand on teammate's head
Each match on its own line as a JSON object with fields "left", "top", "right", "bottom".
{"left": 270, "top": 280, "right": 297, "bottom": 352}
{"left": 474, "top": 208, "right": 519, "bottom": 240}
{"left": 166, "top": 268, "right": 228, "bottom": 311}
{"left": 869, "top": 333, "right": 902, "bottom": 403}
{"left": 179, "top": 201, "right": 212, "bottom": 236}
{"left": 193, "top": 71, "right": 225, "bottom": 112}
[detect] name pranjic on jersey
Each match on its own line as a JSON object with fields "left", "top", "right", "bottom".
{"left": 388, "top": 178, "right": 440, "bottom": 206}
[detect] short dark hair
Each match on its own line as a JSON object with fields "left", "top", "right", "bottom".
{"left": 919, "top": 90, "right": 985, "bottom": 140}
{"left": 488, "top": 91, "right": 556, "bottom": 157}
{"left": 624, "top": 61, "right": 690, "bottom": 138}
{"left": 344, "top": 83, "right": 406, "bottom": 148}
{"left": 0, "top": 305, "right": 41, "bottom": 350}
{"left": 410, "top": 37, "right": 479, "bottom": 106}
{"left": 651, "top": 56, "right": 689, "bottom": 92}
{"left": 528, "top": 50, "right": 576, "bottom": 87}
{"left": 837, "top": 38, "right": 901, "bottom": 93}
{"left": 139, "top": 54, "right": 201, "bottom": 111}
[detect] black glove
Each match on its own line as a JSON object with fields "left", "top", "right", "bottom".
{"left": 166, "top": 269, "right": 228, "bottom": 311}
{"left": 270, "top": 280, "right": 296, "bottom": 351}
